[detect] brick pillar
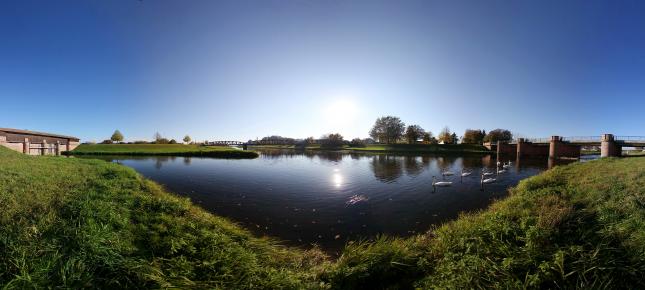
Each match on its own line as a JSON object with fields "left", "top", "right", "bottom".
{"left": 549, "top": 136, "right": 561, "bottom": 159}
{"left": 517, "top": 138, "right": 525, "bottom": 157}
{"left": 601, "top": 134, "right": 621, "bottom": 157}
{"left": 42, "top": 139, "right": 47, "bottom": 155}
{"left": 23, "top": 138, "right": 30, "bottom": 154}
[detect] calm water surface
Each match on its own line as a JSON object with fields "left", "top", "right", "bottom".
{"left": 84, "top": 150, "right": 585, "bottom": 253}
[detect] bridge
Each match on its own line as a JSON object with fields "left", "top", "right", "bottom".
{"left": 488, "top": 134, "right": 645, "bottom": 159}
{"left": 206, "top": 141, "right": 246, "bottom": 146}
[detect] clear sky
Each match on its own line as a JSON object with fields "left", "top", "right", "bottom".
{"left": 1, "top": 0, "right": 644, "bottom": 142}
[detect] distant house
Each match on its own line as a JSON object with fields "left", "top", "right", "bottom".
{"left": 0, "top": 128, "right": 80, "bottom": 155}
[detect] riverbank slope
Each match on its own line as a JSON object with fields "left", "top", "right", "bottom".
{"left": 69, "top": 144, "right": 259, "bottom": 158}
{"left": 0, "top": 146, "right": 319, "bottom": 288}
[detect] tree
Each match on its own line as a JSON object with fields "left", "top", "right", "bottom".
{"left": 404, "top": 125, "right": 425, "bottom": 144}
{"left": 451, "top": 133, "right": 459, "bottom": 144}
{"left": 483, "top": 129, "right": 513, "bottom": 143}
{"left": 438, "top": 126, "right": 453, "bottom": 144}
{"left": 462, "top": 129, "right": 486, "bottom": 144}
{"left": 369, "top": 116, "right": 405, "bottom": 144}
{"left": 154, "top": 132, "right": 163, "bottom": 142}
{"left": 183, "top": 135, "right": 191, "bottom": 144}
{"left": 321, "top": 133, "right": 344, "bottom": 148}
{"left": 422, "top": 132, "right": 438, "bottom": 144}
{"left": 305, "top": 136, "right": 315, "bottom": 144}
{"left": 111, "top": 130, "right": 124, "bottom": 143}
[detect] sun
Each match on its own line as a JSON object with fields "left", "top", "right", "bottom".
{"left": 323, "top": 99, "right": 358, "bottom": 125}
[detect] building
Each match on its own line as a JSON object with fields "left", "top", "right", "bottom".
{"left": 0, "top": 128, "right": 80, "bottom": 155}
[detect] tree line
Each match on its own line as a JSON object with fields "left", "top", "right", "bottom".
{"left": 96, "top": 130, "right": 193, "bottom": 145}
{"left": 369, "top": 115, "right": 513, "bottom": 145}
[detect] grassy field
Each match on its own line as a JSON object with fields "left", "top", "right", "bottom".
{"left": 69, "top": 144, "right": 259, "bottom": 158}
{"left": 0, "top": 146, "right": 320, "bottom": 288}
{"left": 2, "top": 145, "right": 644, "bottom": 288}
{"left": 347, "top": 143, "right": 491, "bottom": 153}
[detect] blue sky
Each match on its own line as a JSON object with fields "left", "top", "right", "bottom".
{"left": 1, "top": 0, "right": 644, "bottom": 142}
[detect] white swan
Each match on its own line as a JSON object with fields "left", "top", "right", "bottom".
{"left": 432, "top": 176, "right": 452, "bottom": 187}
{"left": 497, "top": 168, "right": 507, "bottom": 174}
{"left": 460, "top": 169, "right": 472, "bottom": 177}
{"left": 442, "top": 170, "right": 454, "bottom": 176}
{"left": 502, "top": 161, "right": 510, "bottom": 169}
{"left": 481, "top": 174, "right": 496, "bottom": 184}
{"left": 482, "top": 170, "right": 494, "bottom": 177}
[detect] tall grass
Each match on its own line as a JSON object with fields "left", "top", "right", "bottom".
{"left": 0, "top": 146, "right": 320, "bottom": 288}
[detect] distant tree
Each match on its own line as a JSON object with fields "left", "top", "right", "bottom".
{"left": 305, "top": 136, "right": 315, "bottom": 144}
{"left": 183, "top": 135, "right": 191, "bottom": 144}
{"left": 369, "top": 116, "right": 405, "bottom": 144}
{"left": 483, "top": 129, "right": 513, "bottom": 143}
{"left": 321, "top": 133, "right": 344, "bottom": 148}
{"left": 169, "top": 139, "right": 177, "bottom": 144}
{"left": 154, "top": 132, "right": 163, "bottom": 142}
{"left": 111, "top": 130, "right": 124, "bottom": 143}
{"left": 462, "top": 129, "right": 486, "bottom": 144}
{"left": 404, "top": 125, "right": 425, "bottom": 144}
{"left": 451, "top": 133, "right": 459, "bottom": 144}
{"left": 438, "top": 126, "right": 453, "bottom": 144}
{"left": 100, "top": 139, "right": 113, "bottom": 144}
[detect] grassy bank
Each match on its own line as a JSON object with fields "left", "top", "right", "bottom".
{"left": 250, "top": 143, "right": 492, "bottom": 154}
{"left": 347, "top": 143, "right": 490, "bottom": 154}
{"left": 0, "top": 146, "right": 320, "bottom": 288}
{"left": 69, "top": 144, "right": 259, "bottom": 158}
{"left": 321, "top": 157, "right": 645, "bottom": 289}
{"left": 2, "top": 146, "right": 644, "bottom": 288}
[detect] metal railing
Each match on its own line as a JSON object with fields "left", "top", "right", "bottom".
{"left": 616, "top": 136, "right": 645, "bottom": 142}
{"left": 562, "top": 136, "right": 601, "bottom": 143}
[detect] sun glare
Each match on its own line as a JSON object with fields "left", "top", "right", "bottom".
{"left": 324, "top": 99, "right": 358, "bottom": 126}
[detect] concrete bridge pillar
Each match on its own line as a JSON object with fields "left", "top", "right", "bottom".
{"left": 42, "top": 139, "right": 47, "bottom": 155}
{"left": 517, "top": 138, "right": 526, "bottom": 157}
{"left": 549, "top": 136, "right": 561, "bottom": 159}
{"left": 549, "top": 136, "right": 581, "bottom": 159}
{"left": 23, "top": 138, "right": 30, "bottom": 154}
{"left": 601, "top": 134, "right": 621, "bottom": 157}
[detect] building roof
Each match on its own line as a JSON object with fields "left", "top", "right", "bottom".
{"left": 0, "top": 128, "right": 80, "bottom": 141}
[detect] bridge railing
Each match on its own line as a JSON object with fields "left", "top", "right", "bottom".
{"left": 562, "top": 136, "right": 600, "bottom": 143}
{"left": 616, "top": 136, "right": 645, "bottom": 142}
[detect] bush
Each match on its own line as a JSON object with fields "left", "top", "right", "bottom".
{"left": 100, "top": 139, "right": 113, "bottom": 144}
{"left": 169, "top": 139, "right": 177, "bottom": 144}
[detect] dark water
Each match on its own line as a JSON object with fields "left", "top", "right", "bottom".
{"left": 82, "top": 150, "right": 584, "bottom": 254}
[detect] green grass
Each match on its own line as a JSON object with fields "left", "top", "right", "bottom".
{"left": 69, "top": 144, "right": 259, "bottom": 158}
{"left": 2, "top": 145, "right": 644, "bottom": 289}
{"left": 250, "top": 143, "right": 491, "bottom": 154}
{"left": 0, "top": 146, "right": 322, "bottom": 289}
{"left": 347, "top": 143, "right": 491, "bottom": 153}
{"left": 321, "top": 157, "right": 645, "bottom": 289}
